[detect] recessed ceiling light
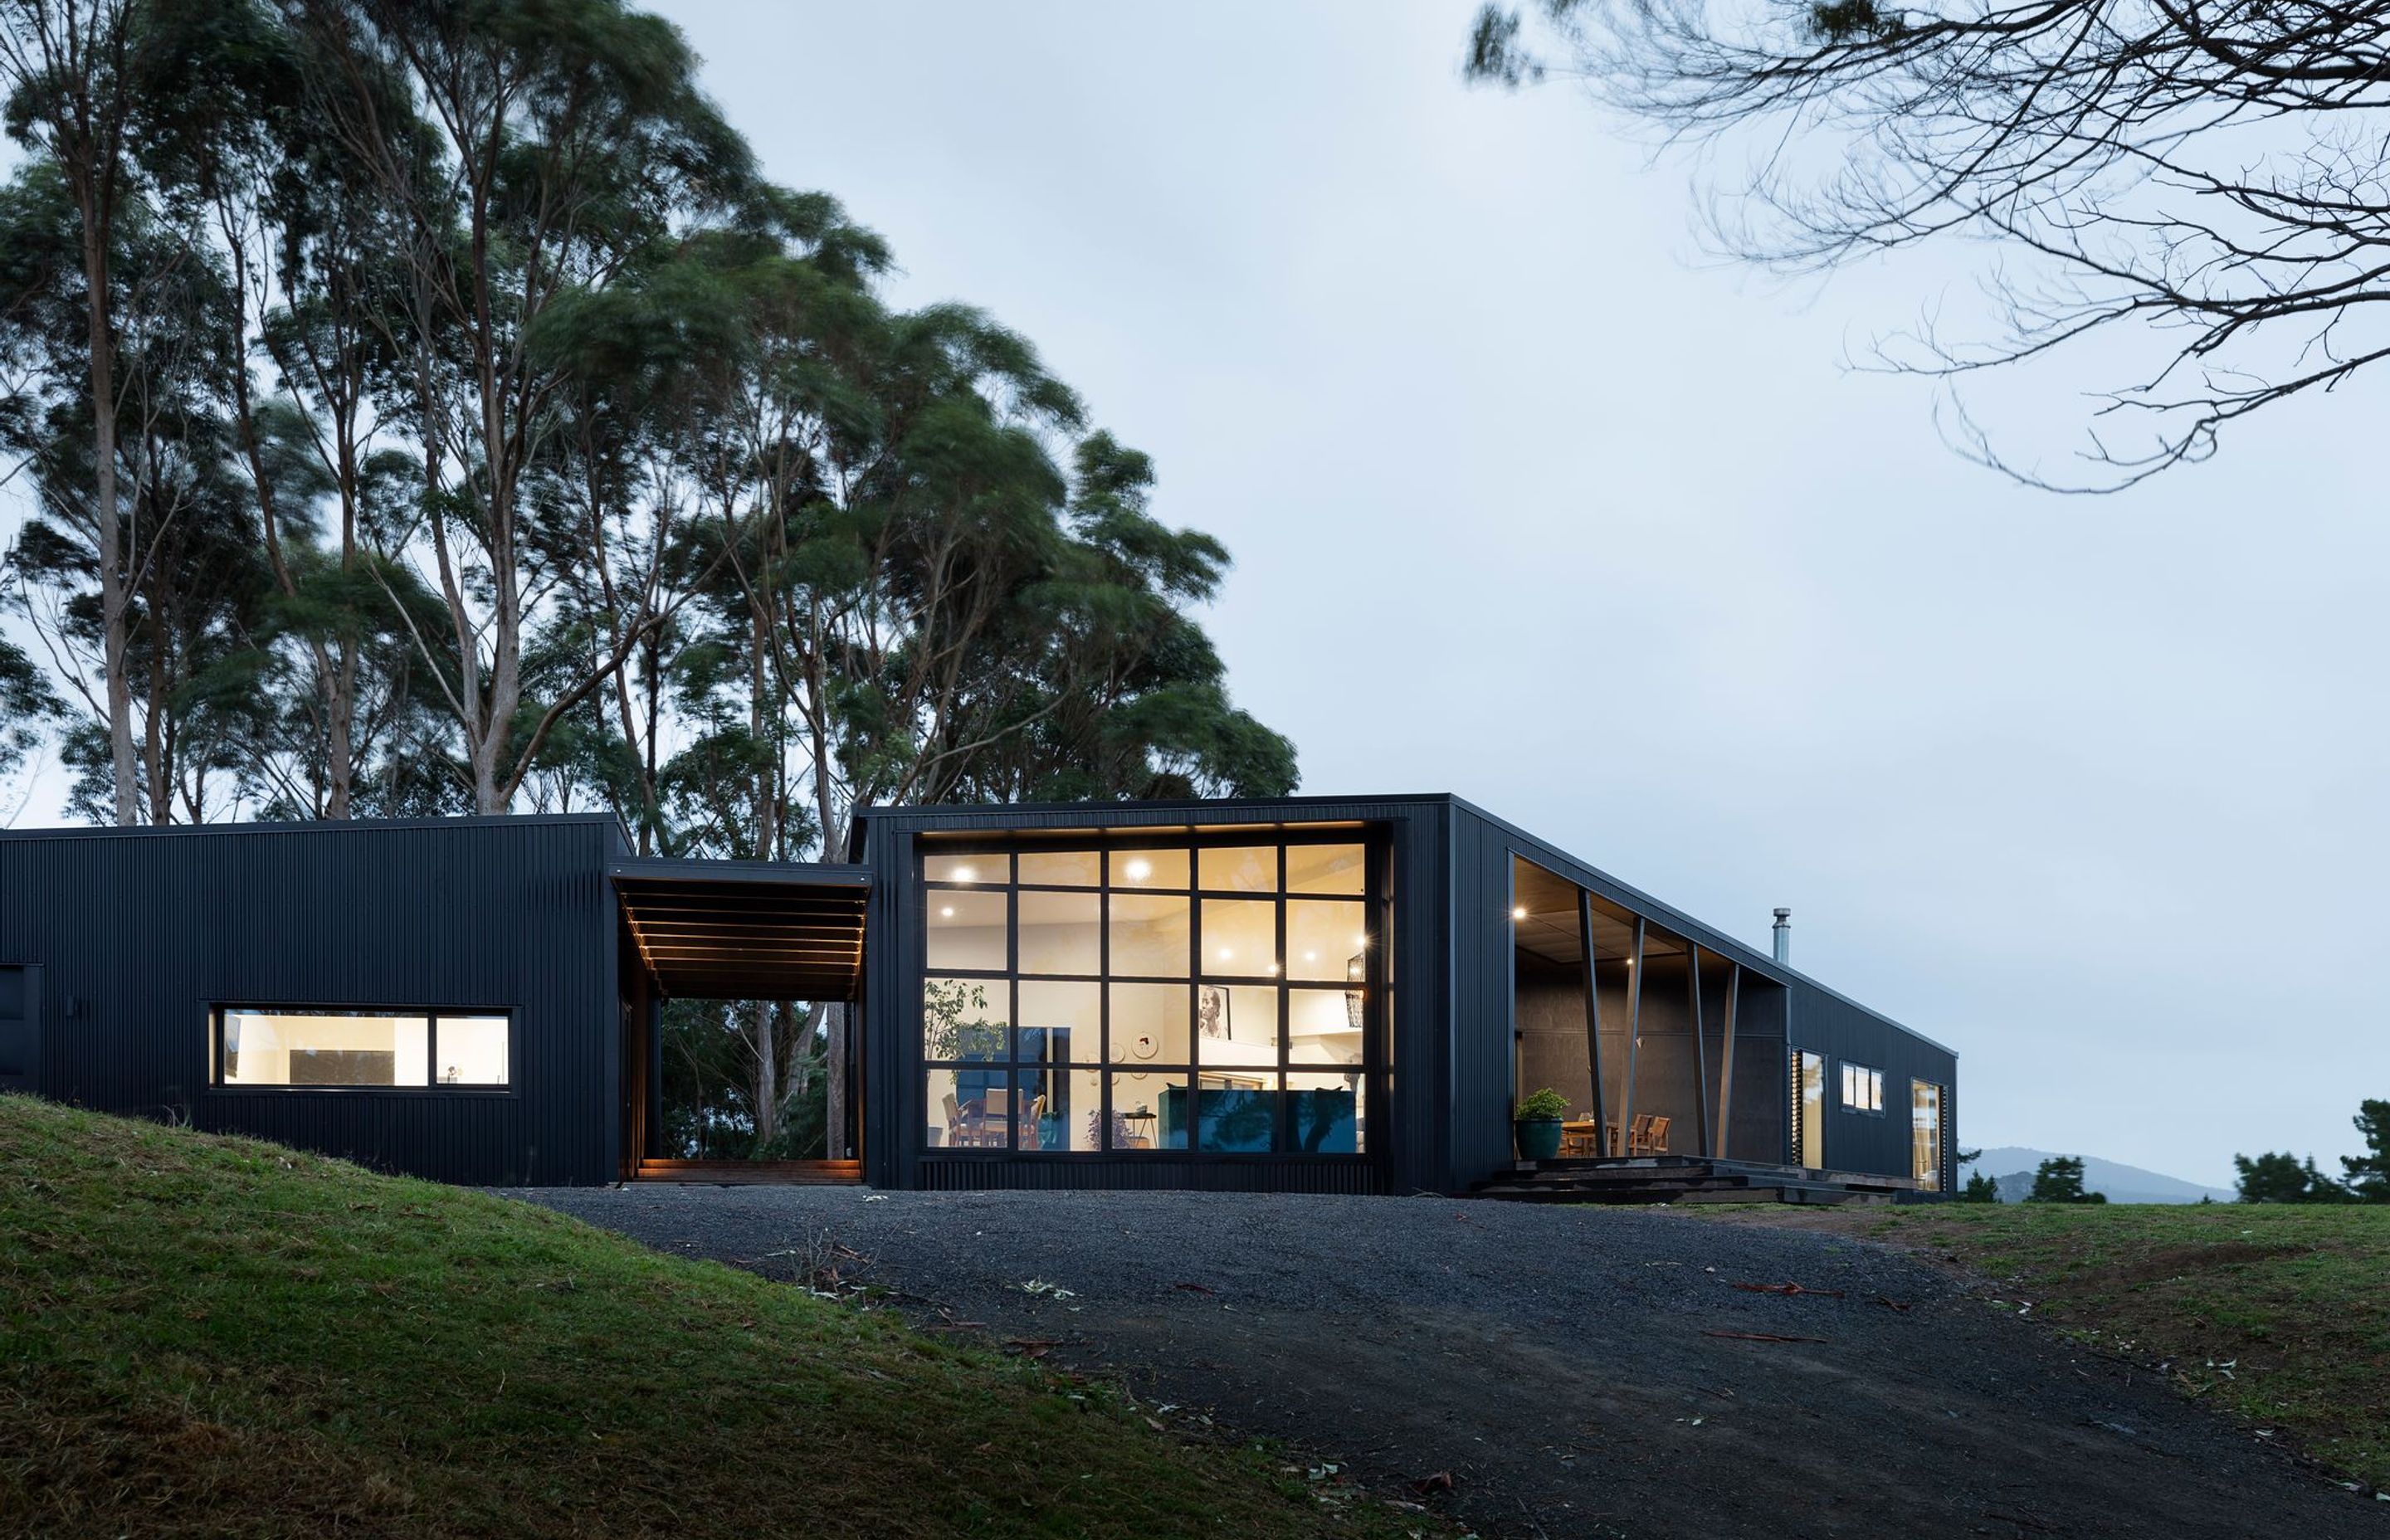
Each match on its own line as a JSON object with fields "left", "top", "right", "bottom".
{"left": 1511, "top": 906, "right": 1527, "bottom": 920}
{"left": 939, "top": 906, "right": 954, "bottom": 919}
{"left": 1124, "top": 858, "right": 1153, "bottom": 880}
{"left": 1353, "top": 933, "right": 1368, "bottom": 948}
{"left": 1304, "top": 950, "right": 1318, "bottom": 962}
{"left": 1217, "top": 948, "right": 1234, "bottom": 960}
{"left": 954, "top": 866, "right": 978, "bottom": 884}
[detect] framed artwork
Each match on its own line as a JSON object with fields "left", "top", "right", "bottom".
{"left": 1197, "top": 984, "right": 1231, "bottom": 1040}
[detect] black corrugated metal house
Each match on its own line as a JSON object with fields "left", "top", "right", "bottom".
{"left": 0, "top": 794, "right": 1955, "bottom": 1194}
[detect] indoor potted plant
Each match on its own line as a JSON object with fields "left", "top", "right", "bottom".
{"left": 1514, "top": 1086, "right": 1570, "bottom": 1162}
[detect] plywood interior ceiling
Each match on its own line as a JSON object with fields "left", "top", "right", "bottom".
{"left": 1510, "top": 858, "right": 1685, "bottom": 967}
{"left": 614, "top": 860, "right": 871, "bottom": 1001}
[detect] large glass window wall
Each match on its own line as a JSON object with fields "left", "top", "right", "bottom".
{"left": 922, "top": 836, "right": 1377, "bottom": 1156}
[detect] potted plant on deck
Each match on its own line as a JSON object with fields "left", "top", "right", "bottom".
{"left": 1514, "top": 1087, "right": 1570, "bottom": 1162}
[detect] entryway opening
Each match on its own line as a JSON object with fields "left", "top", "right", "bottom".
{"left": 613, "top": 858, "right": 871, "bottom": 1184}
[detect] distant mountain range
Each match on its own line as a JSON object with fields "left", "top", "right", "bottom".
{"left": 1961, "top": 1146, "right": 2235, "bottom": 1205}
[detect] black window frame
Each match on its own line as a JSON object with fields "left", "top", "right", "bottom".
{"left": 917, "top": 828, "right": 1386, "bottom": 1161}
{"left": 1836, "top": 1059, "right": 1885, "bottom": 1116}
{"left": 206, "top": 1003, "right": 519, "bottom": 1094}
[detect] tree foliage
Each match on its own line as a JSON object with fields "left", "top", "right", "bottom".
{"left": 2342, "top": 1100, "right": 2390, "bottom": 1202}
{"left": 2026, "top": 1155, "right": 2105, "bottom": 1203}
{"left": 0, "top": 0, "right": 1297, "bottom": 1150}
{"left": 2232, "top": 1150, "right": 2351, "bottom": 1204}
{"left": 1466, "top": 0, "right": 2390, "bottom": 485}
{"left": 1952, "top": 1145, "right": 1999, "bottom": 1201}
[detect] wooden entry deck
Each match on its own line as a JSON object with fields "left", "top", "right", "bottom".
{"left": 1473, "top": 1154, "right": 1931, "bottom": 1206}
{"left": 632, "top": 1158, "right": 863, "bottom": 1187}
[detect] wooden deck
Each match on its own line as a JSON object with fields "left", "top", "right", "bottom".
{"left": 632, "top": 1158, "right": 863, "bottom": 1187}
{"left": 1473, "top": 1154, "right": 1933, "bottom": 1206}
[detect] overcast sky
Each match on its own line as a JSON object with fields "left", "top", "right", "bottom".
{"left": 8, "top": 2, "right": 2384, "bottom": 1187}
{"left": 657, "top": 0, "right": 2387, "bottom": 1187}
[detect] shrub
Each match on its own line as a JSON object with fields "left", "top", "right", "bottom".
{"left": 1514, "top": 1087, "right": 1571, "bottom": 1121}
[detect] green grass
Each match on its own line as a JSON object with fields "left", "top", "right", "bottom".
{"left": 1780, "top": 1201, "right": 2390, "bottom": 1486}
{"left": 0, "top": 1097, "right": 1445, "bottom": 1539}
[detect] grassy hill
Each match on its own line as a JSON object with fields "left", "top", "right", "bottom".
{"left": 1753, "top": 1201, "right": 2390, "bottom": 1489}
{"left": 0, "top": 1097, "right": 1440, "bottom": 1540}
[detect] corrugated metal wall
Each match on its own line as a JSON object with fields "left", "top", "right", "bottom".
{"left": 918, "top": 1157, "right": 1380, "bottom": 1193}
{"left": 0, "top": 816, "right": 624, "bottom": 1185}
{"left": 1788, "top": 981, "right": 1959, "bottom": 1185}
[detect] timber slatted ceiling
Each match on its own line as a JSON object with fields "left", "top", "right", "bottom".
{"left": 612, "top": 858, "right": 870, "bottom": 1001}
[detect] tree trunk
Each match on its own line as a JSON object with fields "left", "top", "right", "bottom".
{"left": 814, "top": 702, "right": 847, "bottom": 1158}
{"left": 80, "top": 213, "right": 138, "bottom": 825}
{"left": 749, "top": 999, "right": 778, "bottom": 1152}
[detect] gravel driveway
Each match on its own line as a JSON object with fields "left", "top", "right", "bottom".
{"left": 508, "top": 1187, "right": 2388, "bottom": 1539}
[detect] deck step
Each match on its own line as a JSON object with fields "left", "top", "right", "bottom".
{"left": 633, "top": 1159, "right": 863, "bottom": 1187}
{"left": 1471, "top": 1154, "right": 1917, "bottom": 1207}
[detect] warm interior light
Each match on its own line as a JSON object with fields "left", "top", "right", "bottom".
{"left": 1217, "top": 948, "right": 1234, "bottom": 961}
{"left": 1353, "top": 933, "right": 1368, "bottom": 948}
{"left": 954, "top": 865, "right": 978, "bottom": 884}
{"left": 1304, "top": 950, "right": 1319, "bottom": 962}
{"left": 939, "top": 905, "right": 955, "bottom": 919}
{"left": 1124, "top": 858, "right": 1153, "bottom": 880}
{"left": 1511, "top": 906, "right": 1527, "bottom": 920}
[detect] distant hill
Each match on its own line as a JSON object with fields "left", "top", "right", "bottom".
{"left": 1963, "top": 1146, "right": 2235, "bottom": 1205}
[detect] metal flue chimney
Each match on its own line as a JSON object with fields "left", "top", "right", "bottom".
{"left": 1771, "top": 908, "right": 1792, "bottom": 964}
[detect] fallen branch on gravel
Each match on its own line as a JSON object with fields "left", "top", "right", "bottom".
{"left": 1703, "top": 1329, "right": 1830, "bottom": 1344}
{"left": 1729, "top": 1281, "right": 1846, "bottom": 1299}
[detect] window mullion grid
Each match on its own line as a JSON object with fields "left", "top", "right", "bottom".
{"left": 1275, "top": 875, "right": 1290, "bottom": 1155}
{"left": 1099, "top": 857, "right": 1113, "bottom": 1155}
{"left": 1188, "top": 872, "right": 1203, "bottom": 1153}
{"left": 1006, "top": 880, "right": 1021, "bottom": 1152}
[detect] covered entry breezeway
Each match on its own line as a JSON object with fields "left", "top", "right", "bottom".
{"left": 612, "top": 857, "right": 873, "bottom": 1183}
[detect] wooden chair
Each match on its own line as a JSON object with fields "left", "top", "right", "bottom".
{"left": 1642, "top": 1114, "right": 1673, "bottom": 1155}
{"left": 1017, "top": 1094, "right": 1048, "bottom": 1151}
{"left": 1626, "top": 1113, "right": 1655, "bottom": 1154}
{"left": 941, "top": 1092, "right": 964, "bottom": 1148}
{"left": 953, "top": 1094, "right": 1004, "bottom": 1148}
{"left": 1559, "top": 1120, "right": 1601, "bottom": 1157}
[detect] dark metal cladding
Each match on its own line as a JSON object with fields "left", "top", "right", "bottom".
{"left": 852, "top": 792, "right": 1954, "bottom": 1196}
{"left": 0, "top": 815, "right": 627, "bottom": 1186}
{"left": 0, "top": 792, "right": 1953, "bottom": 1196}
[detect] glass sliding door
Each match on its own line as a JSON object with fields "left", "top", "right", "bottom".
{"left": 1794, "top": 1050, "right": 1826, "bottom": 1169}
{"left": 1911, "top": 1080, "right": 1944, "bottom": 1190}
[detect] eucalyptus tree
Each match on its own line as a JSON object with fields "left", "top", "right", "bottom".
{"left": 0, "top": 156, "right": 273, "bottom": 824}
{"left": 288, "top": 0, "right": 755, "bottom": 811}
{"left": 0, "top": 631, "right": 61, "bottom": 815}
{"left": 1466, "top": 0, "right": 2390, "bottom": 482}
{"left": 916, "top": 432, "right": 1297, "bottom": 805}
{"left": 0, "top": 0, "right": 179, "bottom": 820}
{"left": 159, "top": 0, "right": 432, "bottom": 817}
